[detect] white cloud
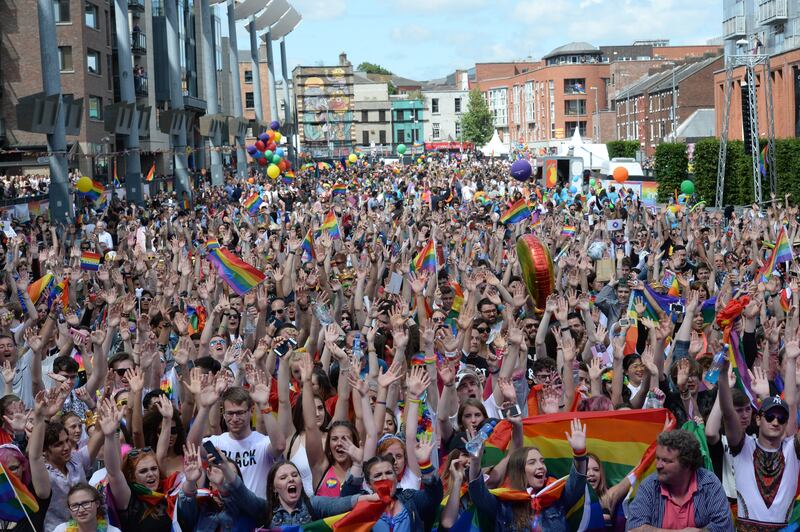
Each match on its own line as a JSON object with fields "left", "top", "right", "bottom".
{"left": 292, "top": 0, "right": 347, "bottom": 20}
{"left": 390, "top": 25, "right": 432, "bottom": 41}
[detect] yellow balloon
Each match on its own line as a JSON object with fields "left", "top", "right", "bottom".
{"left": 76, "top": 176, "right": 93, "bottom": 193}
{"left": 273, "top": 132, "right": 282, "bottom": 142}
{"left": 267, "top": 164, "right": 280, "bottom": 179}
{"left": 348, "top": 154, "right": 357, "bottom": 163}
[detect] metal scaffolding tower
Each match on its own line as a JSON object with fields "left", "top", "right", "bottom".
{"left": 716, "top": 38, "right": 775, "bottom": 207}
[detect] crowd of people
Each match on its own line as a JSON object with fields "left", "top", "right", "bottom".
{"left": 0, "top": 174, "right": 50, "bottom": 199}
{"left": 0, "top": 155, "right": 794, "bottom": 532}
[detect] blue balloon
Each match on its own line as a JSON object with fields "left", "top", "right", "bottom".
{"left": 258, "top": 133, "right": 269, "bottom": 143}
{"left": 509, "top": 159, "right": 532, "bottom": 181}
{"left": 276, "top": 148, "right": 285, "bottom": 157}
{"left": 254, "top": 151, "right": 263, "bottom": 160}
{"left": 269, "top": 120, "right": 281, "bottom": 131}
{"left": 569, "top": 185, "right": 578, "bottom": 194}
{"left": 246, "top": 145, "right": 257, "bottom": 155}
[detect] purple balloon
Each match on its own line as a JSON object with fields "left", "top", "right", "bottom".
{"left": 258, "top": 133, "right": 269, "bottom": 143}
{"left": 510, "top": 159, "right": 532, "bottom": 181}
{"left": 246, "top": 145, "right": 257, "bottom": 155}
{"left": 270, "top": 120, "right": 281, "bottom": 131}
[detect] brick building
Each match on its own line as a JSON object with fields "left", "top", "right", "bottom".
{"left": 0, "top": 0, "right": 115, "bottom": 176}
{"left": 615, "top": 55, "right": 722, "bottom": 156}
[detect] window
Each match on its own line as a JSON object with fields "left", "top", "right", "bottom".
{"left": 85, "top": 2, "right": 98, "bottom": 29}
{"left": 455, "top": 122, "right": 461, "bottom": 138}
{"left": 564, "top": 99, "right": 586, "bottom": 116}
{"left": 244, "top": 70, "right": 252, "bottom": 84}
{"left": 378, "top": 110, "right": 386, "bottom": 122}
{"left": 454, "top": 98, "right": 461, "bottom": 113}
{"left": 431, "top": 98, "right": 439, "bottom": 114}
{"left": 361, "top": 110, "right": 368, "bottom": 123}
{"left": 86, "top": 49, "right": 101, "bottom": 74}
{"left": 564, "top": 79, "right": 586, "bottom": 94}
{"left": 565, "top": 120, "right": 587, "bottom": 137}
{"left": 54, "top": 0, "right": 70, "bottom": 22}
{"left": 245, "top": 92, "right": 254, "bottom": 108}
{"left": 379, "top": 130, "right": 386, "bottom": 144}
{"left": 58, "top": 46, "right": 73, "bottom": 72}
{"left": 88, "top": 96, "right": 102, "bottom": 120}
{"left": 362, "top": 131, "right": 369, "bottom": 145}
{"left": 432, "top": 123, "right": 440, "bottom": 140}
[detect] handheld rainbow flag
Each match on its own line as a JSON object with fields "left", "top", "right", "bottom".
{"left": 80, "top": 251, "right": 101, "bottom": 271}
{"left": 561, "top": 225, "right": 576, "bottom": 237}
{"left": 186, "top": 305, "right": 206, "bottom": 335}
{"left": 145, "top": 162, "right": 156, "bottom": 182}
{"left": 243, "top": 193, "right": 263, "bottom": 215}
{"left": 531, "top": 209, "right": 541, "bottom": 227}
{"left": 0, "top": 461, "right": 38, "bottom": 524}
{"left": 27, "top": 273, "right": 54, "bottom": 304}
{"left": 322, "top": 211, "right": 342, "bottom": 240}
{"left": 205, "top": 241, "right": 265, "bottom": 296}
{"left": 282, "top": 170, "right": 295, "bottom": 184}
{"left": 759, "top": 226, "right": 793, "bottom": 282}
{"left": 781, "top": 286, "right": 793, "bottom": 313}
{"left": 759, "top": 144, "right": 768, "bottom": 177}
{"left": 47, "top": 278, "right": 69, "bottom": 309}
{"left": 499, "top": 198, "right": 531, "bottom": 225}
{"left": 112, "top": 159, "right": 121, "bottom": 188}
{"left": 331, "top": 183, "right": 347, "bottom": 196}
{"left": 411, "top": 239, "right": 437, "bottom": 273}
{"left": 300, "top": 229, "right": 316, "bottom": 263}
{"left": 80, "top": 180, "right": 105, "bottom": 203}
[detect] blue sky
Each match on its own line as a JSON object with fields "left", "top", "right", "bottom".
{"left": 230, "top": 0, "right": 721, "bottom": 81}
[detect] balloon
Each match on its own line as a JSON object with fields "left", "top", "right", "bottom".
{"left": 267, "top": 141, "right": 277, "bottom": 151}
{"left": 612, "top": 166, "right": 629, "bottom": 184}
{"left": 273, "top": 132, "right": 282, "bottom": 142}
{"left": 255, "top": 140, "right": 266, "bottom": 152}
{"left": 257, "top": 157, "right": 268, "bottom": 166}
{"left": 253, "top": 151, "right": 263, "bottom": 160}
{"left": 267, "top": 164, "right": 280, "bottom": 179}
{"left": 510, "top": 159, "right": 532, "bottom": 181}
{"left": 516, "top": 234, "right": 555, "bottom": 311}
{"left": 258, "top": 133, "right": 269, "bottom": 143}
{"left": 263, "top": 150, "right": 273, "bottom": 160}
{"left": 276, "top": 148, "right": 285, "bottom": 157}
{"left": 569, "top": 185, "right": 577, "bottom": 194}
{"left": 76, "top": 176, "right": 92, "bottom": 193}
{"left": 589, "top": 178, "right": 596, "bottom": 186}
{"left": 270, "top": 120, "right": 281, "bottom": 131}
{"left": 348, "top": 154, "right": 357, "bottom": 163}
{"left": 266, "top": 130, "right": 275, "bottom": 140}
{"left": 246, "top": 145, "right": 257, "bottom": 155}
{"left": 247, "top": 177, "right": 255, "bottom": 184}
{"left": 397, "top": 144, "right": 407, "bottom": 155}
{"left": 278, "top": 159, "right": 288, "bottom": 171}
{"left": 681, "top": 180, "right": 695, "bottom": 195}
{"left": 271, "top": 154, "right": 282, "bottom": 164}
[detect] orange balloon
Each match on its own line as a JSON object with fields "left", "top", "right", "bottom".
{"left": 278, "top": 159, "right": 288, "bottom": 171}
{"left": 248, "top": 177, "right": 255, "bottom": 184}
{"left": 612, "top": 166, "right": 629, "bottom": 184}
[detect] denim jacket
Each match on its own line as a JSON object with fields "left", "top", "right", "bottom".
{"left": 177, "top": 490, "right": 253, "bottom": 532}
{"left": 221, "top": 476, "right": 359, "bottom": 528}
{"left": 468, "top": 462, "right": 586, "bottom": 532}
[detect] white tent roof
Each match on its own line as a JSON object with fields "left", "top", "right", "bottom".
{"left": 478, "top": 130, "right": 509, "bottom": 156}
{"left": 557, "top": 130, "right": 609, "bottom": 170}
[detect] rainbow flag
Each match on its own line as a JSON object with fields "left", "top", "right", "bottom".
{"left": 781, "top": 287, "right": 793, "bottom": 313}
{"left": 206, "top": 242, "right": 265, "bottom": 296}
{"left": 47, "top": 278, "right": 69, "bottom": 309}
{"left": 483, "top": 409, "right": 675, "bottom": 485}
{"left": 531, "top": 209, "right": 541, "bottom": 227}
{"left": 244, "top": 193, "right": 263, "bottom": 215}
{"left": 145, "top": 162, "right": 156, "bottom": 182}
{"left": 81, "top": 180, "right": 105, "bottom": 203}
{"left": 300, "top": 229, "right": 316, "bottom": 263}
{"left": 760, "top": 226, "right": 793, "bottom": 282}
{"left": 411, "top": 239, "right": 437, "bottom": 273}
{"left": 186, "top": 305, "right": 206, "bottom": 335}
{"left": 473, "top": 191, "right": 489, "bottom": 205}
{"left": 499, "top": 198, "right": 531, "bottom": 225}
{"left": 632, "top": 284, "right": 717, "bottom": 325}
{"left": 759, "top": 144, "right": 768, "bottom": 178}
{"left": 322, "top": 211, "right": 341, "bottom": 240}
{"left": 113, "top": 159, "right": 121, "bottom": 188}
{"left": 331, "top": 183, "right": 347, "bottom": 196}
{"left": 667, "top": 277, "right": 681, "bottom": 297}
{"left": 282, "top": 170, "right": 295, "bottom": 184}
{"left": 80, "top": 251, "right": 101, "bottom": 271}
{"left": 27, "top": 273, "right": 54, "bottom": 304}
{"left": 0, "top": 462, "right": 39, "bottom": 522}
{"left": 561, "top": 225, "right": 576, "bottom": 237}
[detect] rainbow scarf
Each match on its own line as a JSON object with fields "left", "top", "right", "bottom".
{"left": 500, "top": 198, "right": 531, "bottom": 225}
{"left": 205, "top": 239, "right": 266, "bottom": 296}
{"left": 244, "top": 193, "right": 263, "bottom": 215}
{"left": 145, "top": 162, "right": 156, "bottom": 182}
{"left": 0, "top": 462, "right": 39, "bottom": 522}
{"left": 322, "top": 211, "right": 341, "bottom": 240}
{"left": 65, "top": 518, "right": 108, "bottom": 532}
{"left": 80, "top": 251, "right": 101, "bottom": 271}
{"left": 27, "top": 273, "right": 54, "bottom": 304}
{"left": 411, "top": 239, "right": 437, "bottom": 273}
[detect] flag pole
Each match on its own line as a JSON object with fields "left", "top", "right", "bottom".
{"left": 0, "top": 463, "right": 35, "bottom": 532}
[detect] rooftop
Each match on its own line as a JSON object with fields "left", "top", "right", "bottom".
{"left": 543, "top": 41, "right": 600, "bottom": 60}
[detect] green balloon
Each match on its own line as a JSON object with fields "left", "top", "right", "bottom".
{"left": 272, "top": 154, "right": 282, "bottom": 164}
{"left": 681, "top": 180, "right": 695, "bottom": 195}
{"left": 263, "top": 150, "right": 273, "bottom": 159}
{"left": 397, "top": 144, "right": 407, "bottom": 155}
{"left": 589, "top": 178, "right": 596, "bottom": 186}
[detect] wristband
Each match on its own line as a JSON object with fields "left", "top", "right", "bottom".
{"left": 573, "top": 448, "right": 587, "bottom": 458}
{"left": 489, "top": 368, "right": 500, "bottom": 375}
{"left": 418, "top": 458, "right": 434, "bottom": 475}
{"left": 376, "top": 400, "right": 387, "bottom": 406}
{"left": 260, "top": 406, "right": 273, "bottom": 414}
{"left": 444, "top": 382, "right": 454, "bottom": 387}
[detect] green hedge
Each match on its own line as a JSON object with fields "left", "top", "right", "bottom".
{"left": 606, "top": 140, "right": 639, "bottom": 159}
{"left": 654, "top": 143, "right": 688, "bottom": 202}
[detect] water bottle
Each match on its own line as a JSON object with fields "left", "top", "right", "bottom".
{"left": 353, "top": 332, "right": 362, "bottom": 364}
{"left": 243, "top": 308, "right": 256, "bottom": 336}
{"left": 704, "top": 345, "right": 729, "bottom": 385}
{"left": 643, "top": 389, "right": 665, "bottom": 409}
{"left": 312, "top": 301, "right": 334, "bottom": 326}
{"left": 466, "top": 419, "right": 497, "bottom": 457}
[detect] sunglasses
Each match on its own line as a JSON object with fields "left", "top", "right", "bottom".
{"left": 476, "top": 327, "right": 489, "bottom": 333}
{"left": 210, "top": 339, "right": 227, "bottom": 347}
{"left": 225, "top": 313, "right": 239, "bottom": 318}
{"left": 127, "top": 446, "right": 153, "bottom": 458}
{"left": 114, "top": 369, "right": 130, "bottom": 377}
{"left": 762, "top": 412, "right": 788, "bottom": 425}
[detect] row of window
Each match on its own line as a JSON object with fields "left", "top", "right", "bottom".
{"left": 430, "top": 97, "right": 461, "bottom": 114}
{"left": 57, "top": 46, "right": 103, "bottom": 76}
{"left": 430, "top": 122, "right": 462, "bottom": 140}
{"left": 54, "top": 0, "right": 100, "bottom": 28}
{"left": 361, "top": 131, "right": 388, "bottom": 145}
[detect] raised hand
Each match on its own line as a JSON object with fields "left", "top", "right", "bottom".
{"left": 414, "top": 432, "right": 435, "bottom": 464}
{"left": 377, "top": 360, "right": 404, "bottom": 389}
{"left": 565, "top": 418, "right": 587, "bottom": 453}
{"left": 406, "top": 365, "right": 431, "bottom": 398}
{"left": 97, "top": 398, "right": 123, "bottom": 437}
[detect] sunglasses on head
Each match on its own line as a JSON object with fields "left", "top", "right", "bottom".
{"left": 127, "top": 446, "right": 153, "bottom": 458}
{"left": 762, "top": 411, "right": 788, "bottom": 425}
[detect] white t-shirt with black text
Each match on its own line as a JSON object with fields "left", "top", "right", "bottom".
{"left": 203, "top": 431, "right": 277, "bottom": 497}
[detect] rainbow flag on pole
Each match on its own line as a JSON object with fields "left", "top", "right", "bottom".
{"left": 113, "top": 159, "right": 121, "bottom": 188}
{"left": 300, "top": 229, "right": 316, "bottom": 263}
{"left": 759, "top": 226, "right": 793, "bottom": 282}
{"left": 499, "top": 198, "right": 531, "bottom": 225}
{"left": 145, "top": 162, "right": 156, "bottom": 182}
{"left": 561, "top": 225, "right": 576, "bottom": 237}
{"left": 759, "top": 144, "right": 768, "bottom": 177}
{"left": 27, "top": 273, "right": 54, "bottom": 304}
{"left": 331, "top": 183, "right": 347, "bottom": 197}
{"left": 80, "top": 251, "right": 101, "bottom": 271}
{"left": 205, "top": 240, "right": 266, "bottom": 296}
{"left": 47, "top": 278, "right": 69, "bottom": 309}
{"left": 322, "top": 210, "right": 342, "bottom": 240}
{"left": 80, "top": 180, "right": 105, "bottom": 203}
{"left": 243, "top": 193, "right": 263, "bottom": 215}
{"left": 411, "top": 239, "right": 437, "bottom": 273}
{"left": 0, "top": 460, "right": 39, "bottom": 523}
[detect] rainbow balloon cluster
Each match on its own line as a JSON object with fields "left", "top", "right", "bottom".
{"left": 245, "top": 120, "right": 292, "bottom": 179}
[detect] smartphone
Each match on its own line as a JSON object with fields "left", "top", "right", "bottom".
{"left": 387, "top": 272, "right": 403, "bottom": 294}
{"left": 268, "top": 315, "right": 284, "bottom": 330}
{"left": 618, "top": 317, "right": 635, "bottom": 328}
{"left": 501, "top": 404, "right": 521, "bottom": 419}
{"left": 202, "top": 441, "right": 224, "bottom": 464}
{"left": 670, "top": 302, "right": 685, "bottom": 315}
{"left": 273, "top": 337, "right": 297, "bottom": 358}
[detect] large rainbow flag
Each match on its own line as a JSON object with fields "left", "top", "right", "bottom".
{"left": 0, "top": 462, "right": 38, "bottom": 523}
{"left": 144, "top": 162, "right": 156, "bottom": 182}
{"left": 205, "top": 240, "right": 265, "bottom": 296}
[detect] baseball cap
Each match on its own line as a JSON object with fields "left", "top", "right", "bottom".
{"left": 759, "top": 396, "right": 789, "bottom": 416}
{"left": 456, "top": 368, "right": 480, "bottom": 389}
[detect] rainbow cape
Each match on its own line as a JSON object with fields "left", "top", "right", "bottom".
{"left": 301, "top": 229, "right": 316, "bottom": 263}
{"left": 27, "top": 273, "right": 54, "bottom": 304}
{"left": 322, "top": 211, "right": 341, "bottom": 240}
{"left": 411, "top": 239, "right": 437, "bottom": 273}
{"left": 145, "top": 162, "right": 156, "bottom": 182}
{"left": 244, "top": 193, "right": 263, "bottom": 215}
{"left": 760, "top": 226, "right": 793, "bottom": 282}
{"left": 205, "top": 240, "right": 266, "bottom": 296}
{"left": 500, "top": 198, "right": 531, "bottom": 225}
{"left": 0, "top": 462, "right": 39, "bottom": 522}
{"left": 80, "top": 251, "right": 101, "bottom": 271}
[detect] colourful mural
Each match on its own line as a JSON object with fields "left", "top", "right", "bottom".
{"left": 294, "top": 66, "right": 356, "bottom": 151}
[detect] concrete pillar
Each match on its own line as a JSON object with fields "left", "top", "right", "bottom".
{"left": 249, "top": 18, "right": 263, "bottom": 121}
{"left": 265, "top": 29, "right": 278, "bottom": 122}
{"left": 164, "top": 0, "right": 191, "bottom": 203}
{"left": 199, "top": 0, "right": 223, "bottom": 186}
{"left": 227, "top": 0, "right": 246, "bottom": 180}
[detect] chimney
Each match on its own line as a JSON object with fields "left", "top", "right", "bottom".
{"left": 339, "top": 52, "right": 350, "bottom": 66}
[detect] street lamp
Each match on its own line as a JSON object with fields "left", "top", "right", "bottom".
{"left": 589, "top": 86, "right": 598, "bottom": 142}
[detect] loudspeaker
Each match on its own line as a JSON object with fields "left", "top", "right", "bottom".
{"left": 158, "top": 109, "right": 190, "bottom": 136}
{"left": 15, "top": 92, "right": 60, "bottom": 134}
{"left": 137, "top": 104, "right": 151, "bottom": 138}
{"left": 103, "top": 102, "right": 136, "bottom": 135}
{"left": 741, "top": 82, "right": 753, "bottom": 155}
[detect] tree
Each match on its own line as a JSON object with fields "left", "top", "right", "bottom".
{"left": 461, "top": 89, "right": 494, "bottom": 145}
{"left": 606, "top": 140, "right": 639, "bottom": 159}
{"left": 357, "top": 62, "right": 393, "bottom": 75}
{"left": 654, "top": 143, "right": 688, "bottom": 202}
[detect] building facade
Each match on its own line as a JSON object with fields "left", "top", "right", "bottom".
{"left": 422, "top": 88, "right": 468, "bottom": 143}
{"left": 353, "top": 72, "right": 392, "bottom": 149}
{"left": 391, "top": 98, "right": 425, "bottom": 146}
